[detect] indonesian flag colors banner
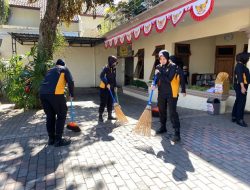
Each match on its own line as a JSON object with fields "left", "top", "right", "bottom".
{"left": 105, "top": 0, "right": 214, "bottom": 48}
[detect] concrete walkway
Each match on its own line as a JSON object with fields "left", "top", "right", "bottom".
{"left": 0, "top": 92, "right": 250, "bottom": 190}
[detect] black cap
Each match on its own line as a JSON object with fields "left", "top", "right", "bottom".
{"left": 169, "top": 55, "right": 177, "bottom": 63}
{"left": 56, "top": 59, "right": 65, "bottom": 66}
{"left": 236, "top": 52, "right": 250, "bottom": 63}
{"left": 108, "top": 55, "right": 117, "bottom": 67}
{"left": 159, "top": 50, "right": 170, "bottom": 60}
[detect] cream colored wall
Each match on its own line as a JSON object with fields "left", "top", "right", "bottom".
{"left": 79, "top": 16, "right": 104, "bottom": 37}
{"left": 184, "top": 37, "right": 216, "bottom": 77}
{"left": 55, "top": 47, "right": 95, "bottom": 87}
{"left": 215, "top": 32, "right": 248, "bottom": 57}
{"left": 0, "top": 35, "right": 33, "bottom": 59}
{"left": 8, "top": 7, "right": 40, "bottom": 27}
{"left": 58, "top": 23, "right": 79, "bottom": 33}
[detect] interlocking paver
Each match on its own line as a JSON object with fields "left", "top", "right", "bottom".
{"left": 1, "top": 92, "right": 250, "bottom": 190}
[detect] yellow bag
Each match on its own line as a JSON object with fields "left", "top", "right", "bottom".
{"left": 99, "top": 81, "right": 106, "bottom": 89}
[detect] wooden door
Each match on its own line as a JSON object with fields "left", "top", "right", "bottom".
{"left": 215, "top": 46, "right": 236, "bottom": 82}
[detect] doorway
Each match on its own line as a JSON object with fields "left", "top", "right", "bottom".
{"left": 175, "top": 43, "right": 191, "bottom": 68}
{"left": 215, "top": 45, "right": 236, "bottom": 82}
{"left": 124, "top": 57, "right": 134, "bottom": 86}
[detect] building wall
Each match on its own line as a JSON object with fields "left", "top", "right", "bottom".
{"left": 185, "top": 37, "right": 216, "bottom": 78}
{"left": 215, "top": 32, "right": 248, "bottom": 56}
{"left": 58, "top": 23, "right": 80, "bottom": 33}
{"left": 0, "top": 35, "right": 33, "bottom": 59}
{"left": 131, "top": 8, "right": 250, "bottom": 82}
{"left": 179, "top": 32, "right": 248, "bottom": 81}
{"left": 79, "top": 16, "right": 104, "bottom": 37}
{"left": 8, "top": 7, "right": 40, "bottom": 27}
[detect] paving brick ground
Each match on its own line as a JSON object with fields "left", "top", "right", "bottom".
{"left": 0, "top": 91, "right": 250, "bottom": 190}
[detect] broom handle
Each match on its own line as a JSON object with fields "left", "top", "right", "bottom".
{"left": 147, "top": 76, "right": 157, "bottom": 106}
{"left": 108, "top": 88, "right": 117, "bottom": 103}
{"left": 115, "top": 88, "right": 119, "bottom": 104}
{"left": 70, "top": 99, "right": 74, "bottom": 122}
{"left": 104, "top": 76, "right": 117, "bottom": 104}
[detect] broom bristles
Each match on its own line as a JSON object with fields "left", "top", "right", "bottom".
{"left": 114, "top": 104, "right": 128, "bottom": 124}
{"left": 134, "top": 106, "right": 152, "bottom": 137}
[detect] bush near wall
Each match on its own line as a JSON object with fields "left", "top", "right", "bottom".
{"left": 131, "top": 79, "right": 148, "bottom": 90}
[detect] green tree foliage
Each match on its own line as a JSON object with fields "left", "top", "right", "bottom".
{"left": 0, "top": 0, "right": 10, "bottom": 24}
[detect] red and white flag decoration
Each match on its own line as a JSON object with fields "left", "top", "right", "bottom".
{"left": 113, "top": 37, "right": 118, "bottom": 46}
{"left": 105, "top": 0, "right": 214, "bottom": 48}
{"left": 171, "top": 8, "right": 185, "bottom": 27}
{"left": 119, "top": 34, "right": 125, "bottom": 44}
{"left": 126, "top": 31, "right": 132, "bottom": 43}
{"left": 155, "top": 15, "right": 168, "bottom": 33}
{"left": 143, "top": 21, "right": 153, "bottom": 36}
{"left": 133, "top": 27, "right": 141, "bottom": 40}
{"left": 190, "top": 0, "right": 214, "bottom": 21}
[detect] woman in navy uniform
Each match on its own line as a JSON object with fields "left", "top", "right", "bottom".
{"left": 232, "top": 52, "right": 250, "bottom": 127}
{"left": 99, "top": 56, "right": 118, "bottom": 122}
{"left": 153, "top": 50, "right": 184, "bottom": 142}
{"left": 40, "top": 59, "right": 74, "bottom": 147}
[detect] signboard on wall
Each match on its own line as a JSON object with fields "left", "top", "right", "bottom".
{"left": 117, "top": 44, "right": 133, "bottom": 58}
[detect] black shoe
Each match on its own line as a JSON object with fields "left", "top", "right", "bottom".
{"left": 99, "top": 115, "right": 104, "bottom": 122}
{"left": 236, "top": 120, "right": 248, "bottom": 127}
{"left": 48, "top": 138, "right": 55, "bottom": 145}
{"left": 172, "top": 134, "right": 181, "bottom": 142}
{"left": 156, "top": 128, "right": 167, "bottom": 134}
{"left": 54, "top": 138, "right": 71, "bottom": 147}
{"left": 232, "top": 117, "right": 237, "bottom": 123}
{"left": 108, "top": 115, "right": 117, "bottom": 120}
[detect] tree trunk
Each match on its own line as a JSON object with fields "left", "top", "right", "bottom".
{"left": 37, "top": 0, "right": 60, "bottom": 61}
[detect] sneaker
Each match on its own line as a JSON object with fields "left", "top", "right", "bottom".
{"left": 48, "top": 138, "right": 55, "bottom": 145}
{"left": 232, "top": 117, "right": 237, "bottom": 122}
{"left": 54, "top": 138, "right": 71, "bottom": 147}
{"left": 236, "top": 120, "right": 248, "bottom": 127}
{"left": 108, "top": 115, "right": 117, "bottom": 120}
{"left": 172, "top": 134, "right": 181, "bottom": 142}
{"left": 156, "top": 128, "right": 167, "bottom": 134}
{"left": 99, "top": 115, "right": 104, "bottom": 122}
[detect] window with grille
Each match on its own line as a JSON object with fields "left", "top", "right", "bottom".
{"left": 134, "top": 49, "right": 144, "bottom": 79}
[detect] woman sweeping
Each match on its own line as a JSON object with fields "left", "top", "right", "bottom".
{"left": 98, "top": 56, "right": 118, "bottom": 122}
{"left": 152, "top": 50, "right": 186, "bottom": 142}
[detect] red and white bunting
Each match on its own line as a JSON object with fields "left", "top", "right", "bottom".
{"left": 155, "top": 15, "right": 168, "bottom": 33}
{"left": 171, "top": 8, "right": 185, "bottom": 26}
{"left": 143, "top": 21, "right": 153, "bottom": 36}
{"left": 104, "top": 41, "right": 109, "bottom": 48}
{"left": 105, "top": 0, "right": 214, "bottom": 48}
{"left": 108, "top": 39, "right": 113, "bottom": 47}
{"left": 133, "top": 27, "right": 141, "bottom": 40}
{"left": 114, "top": 37, "right": 118, "bottom": 46}
{"left": 190, "top": 0, "right": 214, "bottom": 21}
{"left": 126, "top": 31, "right": 132, "bottom": 43}
{"left": 119, "top": 34, "right": 125, "bottom": 44}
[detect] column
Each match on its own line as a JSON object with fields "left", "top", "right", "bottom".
{"left": 245, "top": 31, "right": 250, "bottom": 111}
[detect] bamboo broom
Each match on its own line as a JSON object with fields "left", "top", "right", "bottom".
{"left": 134, "top": 77, "right": 157, "bottom": 136}
{"left": 108, "top": 88, "right": 128, "bottom": 124}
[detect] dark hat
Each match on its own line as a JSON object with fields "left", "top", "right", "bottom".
{"left": 159, "top": 50, "right": 170, "bottom": 60}
{"left": 169, "top": 55, "right": 178, "bottom": 63}
{"left": 170, "top": 55, "right": 183, "bottom": 68}
{"left": 108, "top": 55, "right": 117, "bottom": 67}
{"left": 236, "top": 52, "right": 250, "bottom": 63}
{"left": 56, "top": 59, "right": 65, "bottom": 66}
